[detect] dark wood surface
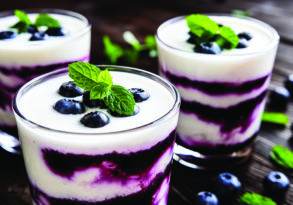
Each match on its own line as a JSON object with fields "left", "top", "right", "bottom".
{"left": 1, "top": 0, "right": 293, "bottom": 204}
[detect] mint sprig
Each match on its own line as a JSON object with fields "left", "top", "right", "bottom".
{"left": 261, "top": 112, "right": 289, "bottom": 126}
{"left": 35, "top": 13, "right": 61, "bottom": 28}
{"left": 240, "top": 192, "right": 276, "bottom": 205}
{"left": 69, "top": 62, "right": 135, "bottom": 116}
{"left": 270, "top": 145, "right": 293, "bottom": 169}
{"left": 103, "top": 36, "right": 124, "bottom": 64}
{"left": 11, "top": 10, "right": 32, "bottom": 33}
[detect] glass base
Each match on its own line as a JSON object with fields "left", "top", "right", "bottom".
{"left": 173, "top": 143, "right": 253, "bottom": 170}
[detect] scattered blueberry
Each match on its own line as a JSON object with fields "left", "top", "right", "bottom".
{"left": 216, "top": 172, "right": 242, "bottom": 200}
{"left": 109, "top": 105, "right": 140, "bottom": 117}
{"left": 83, "top": 91, "right": 106, "bottom": 108}
{"left": 54, "top": 99, "right": 86, "bottom": 114}
{"left": 58, "top": 81, "right": 83, "bottom": 98}
{"left": 29, "top": 32, "right": 47, "bottom": 41}
{"left": 236, "top": 38, "right": 248, "bottom": 49}
{"left": 194, "top": 42, "right": 221, "bottom": 55}
{"left": 284, "top": 74, "right": 293, "bottom": 96}
{"left": 196, "top": 191, "right": 219, "bottom": 205}
{"left": 238, "top": 32, "right": 252, "bottom": 41}
{"left": 80, "top": 111, "right": 110, "bottom": 128}
{"left": 45, "top": 27, "right": 65, "bottom": 37}
{"left": 27, "top": 25, "right": 38, "bottom": 34}
{"left": 264, "top": 171, "right": 290, "bottom": 198}
{"left": 129, "top": 88, "right": 150, "bottom": 102}
{"left": 0, "top": 31, "right": 16, "bottom": 40}
{"left": 268, "top": 86, "right": 290, "bottom": 111}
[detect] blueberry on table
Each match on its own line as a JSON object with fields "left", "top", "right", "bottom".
{"left": 29, "top": 32, "right": 47, "bottom": 41}
{"left": 54, "top": 99, "right": 86, "bottom": 114}
{"left": 216, "top": 172, "right": 242, "bottom": 200}
{"left": 45, "top": 27, "right": 65, "bottom": 37}
{"left": 284, "top": 74, "right": 293, "bottom": 96}
{"left": 196, "top": 191, "right": 219, "bottom": 205}
{"left": 194, "top": 42, "right": 221, "bottom": 55}
{"left": 264, "top": 171, "right": 290, "bottom": 197}
{"left": 0, "top": 31, "right": 16, "bottom": 40}
{"left": 129, "top": 88, "right": 150, "bottom": 102}
{"left": 80, "top": 111, "right": 110, "bottom": 128}
{"left": 268, "top": 86, "right": 290, "bottom": 111}
{"left": 236, "top": 38, "right": 248, "bottom": 49}
{"left": 83, "top": 91, "right": 106, "bottom": 108}
{"left": 58, "top": 81, "right": 83, "bottom": 98}
{"left": 238, "top": 32, "right": 252, "bottom": 41}
{"left": 27, "top": 25, "right": 38, "bottom": 34}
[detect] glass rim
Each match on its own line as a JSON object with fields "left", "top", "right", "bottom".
{"left": 156, "top": 14, "right": 280, "bottom": 56}
{"left": 0, "top": 9, "right": 91, "bottom": 44}
{"left": 13, "top": 65, "right": 181, "bottom": 135}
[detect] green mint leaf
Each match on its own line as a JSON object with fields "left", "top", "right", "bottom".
{"left": 68, "top": 62, "right": 101, "bottom": 91}
{"left": 217, "top": 26, "right": 239, "bottom": 49}
{"left": 90, "top": 82, "right": 111, "bottom": 100}
{"left": 240, "top": 192, "right": 276, "bottom": 205}
{"left": 98, "top": 69, "right": 112, "bottom": 85}
{"left": 144, "top": 35, "right": 156, "bottom": 49}
{"left": 270, "top": 145, "right": 293, "bottom": 169}
{"left": 232, "top": 10, "right": 251, "bottom": 18}
{"left": 261, "top": 112, "right": 289, "bottom": 126}
{"left": 103, "top": 35, "right": 124, "bottom": 64}
{"left": 14, "top": 10, "right": 32, "bottom": 25}
{"left": 124, "top": 49, "right": 140, "bottom": 64}
{"left": 123, "top": 31, "right": 142, "bottom": 51}
{"left": 186, "top": 14, "right": 219, "bottom": 38}
{"left": 11, "top": 21, "right": 29, "bottom": 33}
{"left": 35, "top": 13, "right": 61, "bottom": 28}
{"left": 104, "top": 85, "right": 135, "bottom": 116}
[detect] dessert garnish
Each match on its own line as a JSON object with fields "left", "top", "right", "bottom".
{"left": 80, "top": 111, "right": 110, "bottom": 128}
{"left": 196, "top": 191, "right": 219, "bottom": 205}
{"left": 264, "top": 171, "right": 290, "bottom": 197}
{"left": 240, "top": 192, "right": 276, "bottom": 205}
{"left": 54, "top": 99, "right": 86, "bottom": 114}
{"left": 69, "top": 62, "right": 136, "bottom": 116}
{"left": 261, "top": 112, "right": 289, "bottom": 126}
{"left": 270, "top": 145, "right": 293, "bottom": 169}
{"left": 185, "top": 14, "right": 252, "bottom": 54}
{"left": 58, "top": 81, "right": 83, "bottom": 98}
{"left": 82, "top": 91, "right": 105, "bottom": 108}
{"left": 129, "top": 88, "right": 150, "bottom": 102}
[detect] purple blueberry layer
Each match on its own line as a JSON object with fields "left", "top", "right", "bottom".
{"left": 42, "top": 130, "right": 176, "bottom": 179}
{"left": 30, "top": 166, "right": 171, "bottom": 205}
{"left": 160, "top": 68, "right": 270, "bottom": 96}
{"left": 181, "top": 91, "right": 266, "bottom": 134}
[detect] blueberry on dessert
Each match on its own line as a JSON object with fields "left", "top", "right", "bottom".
{"left": 0, "top": 31, "right": 16, "bottom": 40}
{"left": 268, "top": 86, "right": 290, "bottom": 111}
{"left": 29, "top": 32, "right": 47, "bottom": 41}
{"left": 83, "top": 91, "right": 105, "bottom": 108}
{"left": 216, "top": 172, "right": 242, "bottom": 200}
{"left": 264, "top": 171, "right": 290, "bottom": 197}
{"left": 129, "top": 88, "right": 150, "bottom": 102}
{"left": 236, "top": 39, "right": 248, "bottom": 49}
{"left": 27, "top": 25, "right": 38, "bottom": 34}
{"left": 46, "top": 27, "right": 65, "bottom": 36}
{"left": 54, "top": 99, "right": 86, "bottom": 114}
{"left": 238, "top": 32, "right": 252, "bottom": 41}
{"left": 196, "top": 191, "right": 219, "bottom": 205}
{"left": 58, "top": 81, "right": 83, "bottom": 97}
{"left": 284, "top": 74, "right": 293, "bottom": 96}
{"left": 80, "top": 111, "right": 110, "bottom": 128}
{"left": 195, "top": 42, "right": 221, "bottom": 54}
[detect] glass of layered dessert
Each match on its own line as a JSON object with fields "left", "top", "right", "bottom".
{"left": 13, "top": 62, "right": 180, "bottom": 205}
{"left": 0, "top": 9, "right": 91, "bottom": 136}
{"left": 156, "top": 14, "right": 279, "bottom": 168}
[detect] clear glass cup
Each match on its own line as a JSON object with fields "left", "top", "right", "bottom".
{"left": 156, "top": 15, "right": 279, "bottom": 169}
{"left": 13, "top": 66, "right": 180, "bottom": 205}
{"left": 0, "top": 9, "right": 91, "bottom": 136}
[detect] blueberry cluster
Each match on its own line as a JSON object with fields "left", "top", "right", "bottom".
{"left": 187, "top": 31, "right": 252, "bottom": 54}
{"left": 195, "top": 171, "right": 289, "bottom": 205}
{"left": 53, "top": 81, "right": 150, "bottom": 128}
{"left": 0, "top": 26, "right": 65, "bottom": 41}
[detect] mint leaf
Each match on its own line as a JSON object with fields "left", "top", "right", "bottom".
{"left": 217, "top": 26, "right": 239, "bottom": 49}
{"left": 35, "top": 13, "right": 61, "bottom": 28}
{"left": 270, "top": 145, "right": 293, "bottom": 169}
{"left": 103, "top": 36, "right": 124, "bottom": 64}
{"left": 11, "top": 21, "right": 29, "bottom": 33}
{"left": 123, "top": 31, "right": 142, "bottom": 51}
{"left": 232, "top": 10, "right": 251, "bottom": 18}
{"left": 68, "top": 62, "right": 101, "bottom": 91}
{"left": 186, "top": 14, "right": 219, "bottom": 38}
{"left": 261, "top": 112, "right": 289, "bottom": 126}
{"left": 144, "top": 35, "right": 158, "bottom": 58}
{"left": 240, "top": 192, "right": 276, "bottom": 205}
{"left": 104, "top": 85, "right": 135, "bottom": 116}
{"left": 15, "top": 10, "right": 32, "bottom": 25}
{"left": 124, "top": 49, "right": 140, "bottom": 64}
{"left": 90, "top": 82, "right": 111, "bottom": 100}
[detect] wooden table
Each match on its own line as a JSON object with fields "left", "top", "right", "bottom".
{"left": 0, "top": 0, "right": 293, "bottom": 204}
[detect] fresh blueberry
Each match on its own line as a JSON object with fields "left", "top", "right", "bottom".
{"left": 80, "top": 111, "right": 110, "bottom": 128}
{"left": 187, "top": 31, "right": 198, "bottom": 44}
{"left": 236, "top": 38, "right": 248, "bottom": 49}
{"left": 109, "top": 105, "right": 140, "bottom": 117}
{"left": 58, "top": 81, "right": 83, "bottom": 98}
{"left": 29, "top": 32, "right": 47, "bottom": 41}
{"left": 264, "top": 171, "right": 290, "bottom": 197}
{"left": 196, "top": 191, "right": 219, "bottom": 205}
{"left": 216, "top": 172, "right": 242, "bottom": 200}
{"left": 194, "top": 42, "right": 221, "bottom": 55}
{"left": 238, "top": 32, "right": 252, "bottom": 41}
{"left": 284, "top": 74, "right": 293, "bottom": 96}
{"left": 54, "top": 99, "right": 86, "bottom": 114}
{"left": 45, "top": 27, "right": 65, "bottom": 36}
{"left": 83, "top": 91, "right": 106, "bottom": 108}
{"left": 27, "top": 25, "right": 38, "bottom": 34}
{"left": 268, "top": 86, "right": 290, "bottom": 111}
{"left": 129, "top": 88, "right": 150, "bottom": 102}
{"left": 0, "top": 31, "right": 16, "bottom": 40}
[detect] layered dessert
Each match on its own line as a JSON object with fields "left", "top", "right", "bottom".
{"left": 0, "top": 10, "right": 91, "bottom": 135}
{"left": 13, "top": 64, "right": 180, "bottom": 205}
{"left": 156, "top": 15, "right": 279, "bottom": 156}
